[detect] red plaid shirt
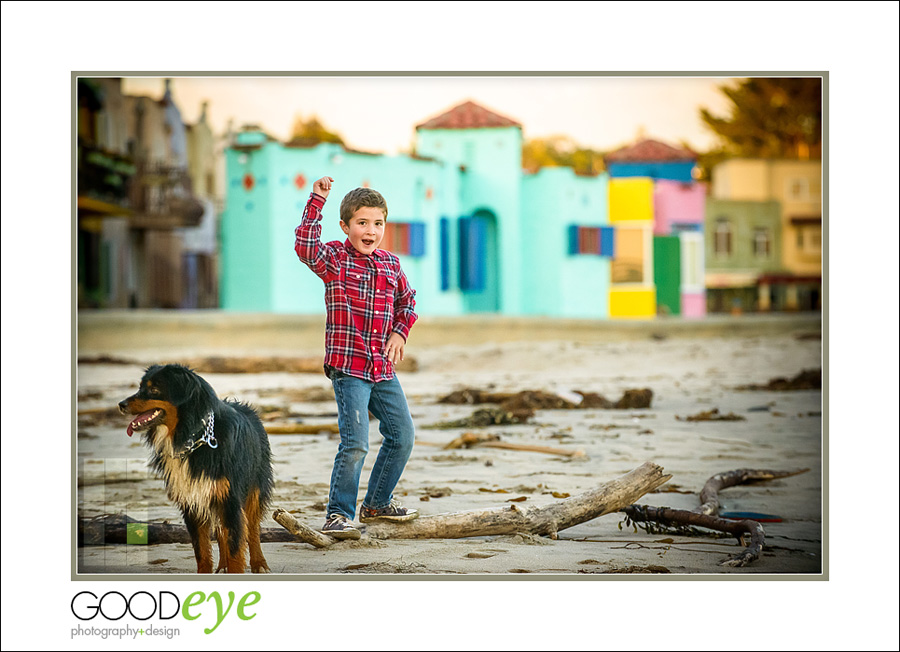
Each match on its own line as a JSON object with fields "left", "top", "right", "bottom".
{"left": 294, "top": 193, "right": 418, "bottom": 382}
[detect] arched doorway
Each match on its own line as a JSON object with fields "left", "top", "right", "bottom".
{"left": 459, "top": 209, "right": 500, "bottom": 313}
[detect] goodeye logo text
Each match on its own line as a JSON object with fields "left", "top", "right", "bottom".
{"left": 70, "top": 590, "right": 261, "bottom": 637}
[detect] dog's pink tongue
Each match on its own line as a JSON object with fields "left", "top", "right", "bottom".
{"left": 127, "top": 410, "right": 156, "bottom": 437}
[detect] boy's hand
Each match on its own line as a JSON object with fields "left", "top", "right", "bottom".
{"left": 385, "top": 332, "right": 406, "bottom": 365}
{"left": 312, "top": 176, "right": 334, "bottom": 199}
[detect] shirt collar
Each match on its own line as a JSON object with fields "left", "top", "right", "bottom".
{"left": 343, "top": 239, "right": 385, "bottom": 259}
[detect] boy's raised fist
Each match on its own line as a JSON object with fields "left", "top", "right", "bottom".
{"left": 313, "top": 176, "right": 334, "bottom": 199}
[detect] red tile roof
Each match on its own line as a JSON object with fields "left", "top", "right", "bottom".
{"left": 416, "top": 100, "right": 522, "bottom": 130}
{"left": 605, "top": 138, "right": 696, "bottom": 163}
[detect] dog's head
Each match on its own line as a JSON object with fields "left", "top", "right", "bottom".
{"left": 118, "top": 364, "right": 214, "bottom": 440}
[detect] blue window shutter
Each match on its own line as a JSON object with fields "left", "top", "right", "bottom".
{"left": 471, "top": 217, "right": 486, "bottom": 291}
{"left": 458, "top": 216, "right": 486, "bottom": 292}
{"left": 600, "top": 226, "right": 615, "bottom": 257}
{"left": 458, "top": 217, "right": 472, "bottom": 290}
{"left": 409, "top": 222, "right": 426, "bottom": 257}
{"left": 567, "top": 224, "right": 579, "bottom": 255}
{"left": 439, "top": 218, "right": 450, "bottom": 290}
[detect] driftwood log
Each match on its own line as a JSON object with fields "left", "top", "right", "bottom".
{"left": 697, "top": 468, "right": 809, "bottom": 515}
{"left": 621, "top": 505, "right": 765, "bottom": 567}
{"left": 78, "top": 514, "right": 299, "bottom": 546}
{"left": 622, "top": 467, "right": 810, "bottom": 567}
{"left": 273, "top": 461, "right": 670, "bottom": 546}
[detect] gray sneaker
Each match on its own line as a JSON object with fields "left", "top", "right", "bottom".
{"left": 321, "top": 514, "right": 361, "bottom": 540}
{"left": 358, "top": 499, "right": 419, "bottom": 523}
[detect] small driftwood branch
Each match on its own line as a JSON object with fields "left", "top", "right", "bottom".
{"left": 264, "top": 423, "right": 340, "bottom": 435}
{"left": 478, "top": 441, "right": 586, "bottom": 458}
{"left": 272, "top": 509, "right": 336, "bottom": 548}
{"left": 443, "top": 431, "right": 585, "bottom": 458}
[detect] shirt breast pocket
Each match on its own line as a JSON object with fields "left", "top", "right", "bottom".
{"left": 379, "top": 273, "right": 398, "bottom": 302}
{"left": 346, "top": 268, "right": 368, "bottom": 300}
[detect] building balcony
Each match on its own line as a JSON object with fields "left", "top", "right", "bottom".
{"left": 127, "top": 163, "right": 205, "bottom": 229}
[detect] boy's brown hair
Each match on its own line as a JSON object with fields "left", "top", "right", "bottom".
{"left": 339, "top": 187, "right": 388, "bottom": 224}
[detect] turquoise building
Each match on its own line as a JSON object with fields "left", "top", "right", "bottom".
{"left": 221, "top": 101, "right": 617, "bottom": 317}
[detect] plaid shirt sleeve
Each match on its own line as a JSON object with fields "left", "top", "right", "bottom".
{"left": 294, "top": 193, "right": 339, "bottom": 282}
{"left": 391, "top": 263, "right": 417, "bottom": 341}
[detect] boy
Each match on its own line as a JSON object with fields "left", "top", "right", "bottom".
{"left": 294, "top": 175, "right": 419, "bottom": 540}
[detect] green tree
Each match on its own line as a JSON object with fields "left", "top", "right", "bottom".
{"left": 288, "top": 114, "right": 345, "bottom": 147}
{"left": 700, "top": 78, "right": 822, "bottom": 160}
{"left": 522, "top": 135, "right": 605, "bottom": 176}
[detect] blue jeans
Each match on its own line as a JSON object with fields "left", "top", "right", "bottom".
{"left": 326, "top": 370, "right": 415, "bottom": 520}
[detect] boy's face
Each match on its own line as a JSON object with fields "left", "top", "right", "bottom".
{"left": 341, "top": 207, "right": 385, "bottom": 256}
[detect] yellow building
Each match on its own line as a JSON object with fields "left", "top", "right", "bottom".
{"left": 608, "top": 178, "right": 656, "bottom": 318}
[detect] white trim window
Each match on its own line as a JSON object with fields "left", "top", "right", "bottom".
{"left": 797, "top": 224, "right": 822, "bottom": 254}
{"left": 680, "top": 231, "right": 705, "bottom": 293}
{"left": 753, "top": 227, "right": 772, "bottom": 259}
{"left": 714, "top": 218, "right": 732, "bottom": 259}
{"left": 611, "top": 225, "right": 652, "bottom": 285}
{"left": 786, "top": 177, "right": 810, "bottom": 202}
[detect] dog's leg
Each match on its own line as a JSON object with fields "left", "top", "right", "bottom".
{"left": 244, "top": 489, "right": 270, "bottom": 574}
{"left": 214, "top": 527, "right": 228, "bottom": 573}
{"left": 210, "top": 479, "right": 232, "bottom": 572}
{"left": 183, "top": 510, "right": 213, "bottom": 573}
{"left": 220, "top": 497, "right": 248, "bottom": 574}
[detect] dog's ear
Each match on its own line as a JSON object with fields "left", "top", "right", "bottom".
{"left": 168, "top": 365, "right": 203, "bottom": 406}
{"left": 141, "top": 364, "right": 163, "bottom": 386}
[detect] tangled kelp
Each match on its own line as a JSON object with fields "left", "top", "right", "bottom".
{"left": 736, "top": 368, "right": 821, "bottom": 391}
{"left": 437, "top": 388, "right": 653, "bottom": 410}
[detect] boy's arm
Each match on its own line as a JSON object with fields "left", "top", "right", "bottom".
{"left": 391, "top": 266, "right": 418, "bottom": 342}
{"left": 294, "top": 188, "right": 339, "bottom": 281}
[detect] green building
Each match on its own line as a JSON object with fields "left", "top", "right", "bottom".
{"left": 704, "top": 199, "right": 783, "bottom": 312}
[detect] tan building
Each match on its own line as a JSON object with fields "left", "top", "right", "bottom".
{"left": 77, "top": 78, "right": 218, "bottom": 309}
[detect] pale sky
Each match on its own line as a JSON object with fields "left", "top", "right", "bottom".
{"left": 121, "top": 75, "right": 741, "bottom": 155}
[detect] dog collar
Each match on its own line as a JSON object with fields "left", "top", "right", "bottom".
{"left": 178, "top": 411, "right": 217, "bottom": 460}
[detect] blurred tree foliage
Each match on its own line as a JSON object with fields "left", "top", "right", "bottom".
{"left": 288, "top": 115, "right": 345, "bottom": 147}
{"left": 522, "top": 135, "right": 606, "bottom": 176}
{"left": 697, "top": 78, "right": 822, "bottom": 180}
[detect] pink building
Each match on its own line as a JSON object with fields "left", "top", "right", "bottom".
{"left": 653, "top": 179, "right": 707, "bottom": 319}
{"left": 654, "top": 179, "right": 706, "bottom": 235}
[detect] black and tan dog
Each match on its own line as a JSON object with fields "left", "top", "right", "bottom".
{"left": 118, "top": 364, "right": 274, "bottom": 573}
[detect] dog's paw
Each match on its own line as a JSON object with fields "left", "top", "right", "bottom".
{"left": 252, "top": 565, "right": 271, "bottom": 574}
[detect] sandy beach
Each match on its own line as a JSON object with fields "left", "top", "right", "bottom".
{"left": 76, "top": 312, "right": 823, "bottom": 577}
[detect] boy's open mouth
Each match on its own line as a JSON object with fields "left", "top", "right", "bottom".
{"left": 362, "top": 238, "right": 375, "bottom": 246}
